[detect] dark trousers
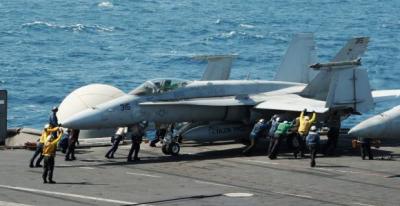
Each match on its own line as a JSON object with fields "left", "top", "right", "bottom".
{"left": 268, "top": 138, "right": 281, "bottom": 159}
{"left": 65, "top": 142, "right": 76, "bottom": 160}
{"left": 308, "top": 144, "right": 318, "bottom": 165}
{"left": 324, "top": 127, "right": 339, "bottom": 155}
{"left": 106, "top": 135, "right": 122, "bottom": 158}
{"left": 30, "top": 143, "right": 44, "bottom": 166}
{"left": 298, "top": 134, "right": 307, "bottom": 156}
{"left": 150, "top": 129, "right": 167, "bottom": 145}
{"left": 361, "top": 139, "right": 373, "bottom": 160}
{"left": 43, "top": 156, "right": 55, "bottom": 181}
{"left": 128, "top": 140, "right": 141, "bottom": 160}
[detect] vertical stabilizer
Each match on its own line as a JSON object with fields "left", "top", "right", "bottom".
{"left": 332, "top": 37, "right": 369, "bottom": 62}
{"left": 274, "top": 33, "right": 317, "bottom": 83}
{"left": 194, "top": 55, "right": 236, "bottom": 81}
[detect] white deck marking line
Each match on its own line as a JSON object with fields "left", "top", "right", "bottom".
{"left": 274, "top": 191, "right": 312, "bottom": 199}
{"left": 315, "top": 168, "right": 385, "bottom": 177}
{"left": 79, "top": 167, "right": 95, "bottom": 170}
{"left": 57, "top": 164, "right": 72, "bottom": 167}
{"left": 352, "top": 202, "right": 377, "bottom": 206}
{"left": 194, "top": 180, "right": 236, "bottom": 188}
{"left": 0, "top": 184, "right": 137, "bottom": 205}
{"left": 0, "top": 200, "right": 34, "bottom": 206}
{"left": 126, "top": 172, "right": 161, "bottom": 178}
{"left": 245, "top": 160, "right": 280, "bottom": 165}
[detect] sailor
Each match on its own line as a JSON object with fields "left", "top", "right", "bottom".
{"left": 105, "top": 127, "right": 127, "bottom": 159}
{"left": 324, "top": 111, "right": 341, "bottom": 156}
{"left": 29, "top": 124, "right": 59, "bottom": 168}
{"left": 286, "top": 117, "right": 301, "bottom": 158}
{"left": 49, "top": 106, "right": 59, "bottom": 137}
{"left": 297, "top": 109, "right": 317, "bottom": 157}
{"left": 269, "top": 120, "right": 292, "bottom": 159}
{"left": 65, "top": 129, "right": 79, "bottom": 161}
{"left": 127, "top": 123, "right": 146, "bottom": 162}
{"left": 359, "top": 137, "right": 373, "bottom": 160}
{"left": 49, "top": 106, "right": 59, "bottom": 127}
{"left": 267, "top": 115, "right": 280, "bottom": 155}
{"left": 42, "top": 128, "right": 63, "bottom": 184}
{"left": 150, "top": 123, "right": 168, "bottom": 147}
{"left": 306, "top": 126, "right": 320, "bottom": 167}
{"left": 243, "top": 119, "right": 269, "bottom": 155}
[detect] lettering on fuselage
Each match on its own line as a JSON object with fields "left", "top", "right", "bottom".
{"left": 208, "top": 125, "right": 247, "bottom": 137}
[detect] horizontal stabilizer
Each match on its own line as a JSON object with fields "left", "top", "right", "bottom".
{"left": 372, "top": 89, "right": 400, "bottom": 103}
{"left": 254, "top": 94, "right": 328, "bottom": 113}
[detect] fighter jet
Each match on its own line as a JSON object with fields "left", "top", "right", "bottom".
{"left": 348, "top": 102, "right": 400, "bottom": 139}
{"left": 62, "top": 35, "right": 377, "bottom": 155}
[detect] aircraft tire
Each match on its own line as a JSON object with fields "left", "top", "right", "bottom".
{"left": 162, "top": 144, "right": 171, "bottom": 155}
{"left": 168, "top": 142, "right": 180, "bottom": 156}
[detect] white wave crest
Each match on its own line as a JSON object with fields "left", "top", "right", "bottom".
{"left": 98, "top": 1, "right": 113, "bottom": 8}
{"left": 220, "top": 31, "right": 236, "bottom": 38}
{"left": 240, "top": 23, "right": 255, "bottom": 29}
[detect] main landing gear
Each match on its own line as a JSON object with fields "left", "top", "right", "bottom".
{"left": 162, "top": 134, "right": 180, "bottom": 156}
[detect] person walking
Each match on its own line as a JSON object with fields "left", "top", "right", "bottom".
{"left": 306, "top": 126, "right": 320, "bottom": 167}
{"left": 105, "top": 127, "right": 127, "bottom": 159}
{"left": 29, "top": 124, "right": 59, "bottom": 168}
{"left": 42, "top": 128, "right": 63, "bottom": 184}
{"left": 127, "top": 123, "right": 146, "bottom": 162}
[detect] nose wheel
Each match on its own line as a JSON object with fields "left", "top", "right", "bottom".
{"left": 161, "top": 142, "right": 180, "bottom": 156}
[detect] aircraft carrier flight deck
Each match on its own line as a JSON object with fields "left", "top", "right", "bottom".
{"left": 0, "top": 138, "right": 399, "bottom": 206}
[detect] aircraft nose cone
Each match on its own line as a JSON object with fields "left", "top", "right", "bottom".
{"left": 348, "top": 116, "right": 385, "bottom": 139}
{"left": 61, "top": 109, "right": 102, "bottom": 129}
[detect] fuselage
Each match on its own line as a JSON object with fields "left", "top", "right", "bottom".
{"left": 62, "top": 80, "right": 306, "bottom": 129}
{"left": 349, "top": 105, "right": 400, "bottom": 139}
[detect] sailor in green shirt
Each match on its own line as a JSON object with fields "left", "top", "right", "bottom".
{"left": 269, "top": 121, "right": 292, "bottom": 160}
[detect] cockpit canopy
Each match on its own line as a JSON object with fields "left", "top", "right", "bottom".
{"left": 129, "top": 78, "right": 191, "bottom": 96}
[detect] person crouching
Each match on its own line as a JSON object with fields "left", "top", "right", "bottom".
{"left": 42, "top": 129, "right": 63, "bottom": 184}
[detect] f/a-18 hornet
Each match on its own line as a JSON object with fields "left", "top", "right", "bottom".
{"left": 62, "top": 34, "right": 398, "bottom": 155}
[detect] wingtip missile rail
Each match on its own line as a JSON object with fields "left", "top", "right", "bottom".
{"left": 310, "top": 58, "right": 361, "bottom": 70}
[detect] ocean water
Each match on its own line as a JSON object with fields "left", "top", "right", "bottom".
{"left": 1, "top": 0, "right": 400, "bottom": 129}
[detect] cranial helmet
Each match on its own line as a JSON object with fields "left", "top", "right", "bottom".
{"left": 310, "top": 125, "right": 317, "bottom": 131}
{"left": 44, "top": 124, "right": 50, "bottom": 129}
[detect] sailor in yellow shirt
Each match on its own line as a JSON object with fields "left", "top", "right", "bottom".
{"left": 297, "top": 109, "right": 317, "bottom": 157}
{"left": 29, "top": 124, "right": 59, "bottom": 168}
{"left": 42, "top": 129, "right": 63, "bottom": 184}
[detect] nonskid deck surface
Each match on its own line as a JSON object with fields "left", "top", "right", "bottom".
{"left": 0, "top": 139, "right": 399, "bottom": 206}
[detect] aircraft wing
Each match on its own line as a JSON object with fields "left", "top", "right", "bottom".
{"left": 372, "top": 89, "right": 400, "bottom": 103}
{"left": 254, "top": 94, "right": 328, "bottom": 113}
{"left": 141, "top": 93, "right": 328, "bottom": 113}
{"left": 140, "top": 95, "right": 259, "bottom": 106}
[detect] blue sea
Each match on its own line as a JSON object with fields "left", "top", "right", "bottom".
{"left": 1, "top": 0, "right": 400, "bottom": 129}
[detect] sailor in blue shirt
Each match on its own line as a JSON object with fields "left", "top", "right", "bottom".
{"left": 306, "top": 126, "right": 320, "bottom": 167}
{"left": 243, "top": 119, "right": 269, "bottom": 155}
